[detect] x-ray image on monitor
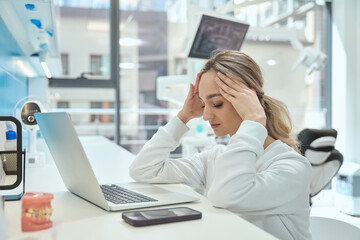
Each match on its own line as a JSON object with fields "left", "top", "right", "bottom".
{"left": 188, "top": 14, "right": 250, "bottom": 59}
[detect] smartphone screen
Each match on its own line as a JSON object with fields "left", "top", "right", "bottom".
{"left": 122, "top": 207, "right": 202, "bottom": 227}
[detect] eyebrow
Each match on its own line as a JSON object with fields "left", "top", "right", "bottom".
{"left": 206, "top": 93, "right": 222, "bottom": 100}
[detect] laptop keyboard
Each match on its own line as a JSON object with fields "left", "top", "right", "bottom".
{"left": 100, "top": 184, "right": 158, "bottom": 205}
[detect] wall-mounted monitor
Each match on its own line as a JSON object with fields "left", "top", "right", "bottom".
{"left": 187, "top": 13, "right": 250, "bottom": 59}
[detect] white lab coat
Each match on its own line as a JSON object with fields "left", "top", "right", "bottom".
{"left": 130, "top": 117, "right": 312, "bottom": 240}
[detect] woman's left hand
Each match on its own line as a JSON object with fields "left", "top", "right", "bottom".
{"left": 215, "top": 72, "right": 267, "bottom": 126}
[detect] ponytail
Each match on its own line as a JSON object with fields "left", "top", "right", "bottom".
{"left": 261, "top": 95, "right": 300, "bottom": 153}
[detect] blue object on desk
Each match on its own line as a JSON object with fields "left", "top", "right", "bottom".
{"left": 0, "top": 116, "right": 25, "bottom": 201}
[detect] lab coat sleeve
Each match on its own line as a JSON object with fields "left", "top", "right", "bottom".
{"left": 129, "top": 116, "right": 206, "bottom": 188}
{"left": 207, "top": 120, "right": 311, "bottom": 215}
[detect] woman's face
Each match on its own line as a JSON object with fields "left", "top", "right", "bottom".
{"left": 198, "top": 70, "right": 242, "bottom": 136}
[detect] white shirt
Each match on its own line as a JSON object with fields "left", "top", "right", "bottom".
{"left": 130, "top": 117, "right": 312, "bottom": 240}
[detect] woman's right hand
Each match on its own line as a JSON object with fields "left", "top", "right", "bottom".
{"left": 177, "top": 73, "right": 204, "bottom": 124}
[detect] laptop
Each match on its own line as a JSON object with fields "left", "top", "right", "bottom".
{"left": 35, "top": 112, "right": 198, "bottom": 211}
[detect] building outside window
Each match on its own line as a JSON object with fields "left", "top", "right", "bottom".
{"left": 90, "top": 54, "right": 110, "bottom": 76}
{"left": 61, "top": 53, "right": 69, "bottom": 75}
{"left": 57, "top": 101, "right": 70, "bottom": 109}
{"left": 90, "top": 55, "right": 102, "bottom": 75}
{"left": 90, "top": 102, "right": 102, "bottom": 123}
{"left": 90, "top": 101, "right": 114, "bottom": 123}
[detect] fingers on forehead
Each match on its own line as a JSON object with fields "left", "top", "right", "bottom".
{"left": 195, "top": 73, "right": 201, "bottom": 84}
{"left": 222, "top": 72, "right": 249, "bottom": 89}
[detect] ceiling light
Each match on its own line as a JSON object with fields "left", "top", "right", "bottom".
{"left": 119, "top": 38, "right": 143, "bottom": 46}
{"left": 39, "top": 51, "right": 52, "bottom": 78}
{"left": 41, "top": 62, "right": 52, "bottom": 78}
{"left": 119, "top": 63, "right": 135, "bottom": 69}
{"left": 267, "top": 59, "right": 278, "bottom": 66}
{"left": 87, "top": 21, "right": 109, "bottom": 31}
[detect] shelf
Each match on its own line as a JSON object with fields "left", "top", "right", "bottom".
{"left": 0, "top": 0, "right": 61, "bottom": 78}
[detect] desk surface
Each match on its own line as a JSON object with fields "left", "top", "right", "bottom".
{"left": 311, "top": 190, "right": 360, "bottom": 229}
{"left": 5, "top": 136, "right": 277, "bottom": 240}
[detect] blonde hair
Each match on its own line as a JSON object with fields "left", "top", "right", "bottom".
{"left": 201, "top": 50, "right": 299, "bottom": 152}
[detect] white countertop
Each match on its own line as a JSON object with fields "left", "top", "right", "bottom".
{"left": 311, "top": 189, "right": 360, "bottom": 229}
{"left": 4, "top": 136, "right": 277, "bottom": 240}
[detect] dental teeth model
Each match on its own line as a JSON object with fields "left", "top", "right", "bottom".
{"left": 21, "top": 192, "right": 54, "bottom": 232}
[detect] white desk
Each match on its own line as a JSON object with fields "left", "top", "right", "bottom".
{"left": 311, "top": 190, "right": 360, "bottom": 229}
{"left": 4, "top": 136, "right": 277, "bottom": 240}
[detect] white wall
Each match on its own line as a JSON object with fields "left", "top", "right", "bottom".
{"left": 332, "top": 0, "right": 360, "bottom": 163}
{"left": 243, "top": 42, "right": 309, "bottom": 132}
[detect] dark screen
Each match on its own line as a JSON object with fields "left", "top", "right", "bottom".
{"left": 188, "top": 15, "right": 249, "bottom": 59}
{"left": 124, "top": 207, "right": 200, "bottom": 220}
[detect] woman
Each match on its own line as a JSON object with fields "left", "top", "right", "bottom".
{"left": 130, "top": 50, "right": 312, "bottom": 240}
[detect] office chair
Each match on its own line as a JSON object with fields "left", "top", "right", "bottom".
{"left": 309, "top": 216, "right": 360, "bottom": 240}
{"left": 297, "top": 129, "right": 343, "bottom": 204}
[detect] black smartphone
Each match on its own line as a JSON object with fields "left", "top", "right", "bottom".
{"left": 122, "top": 207, "right": 202, "bottom": 227}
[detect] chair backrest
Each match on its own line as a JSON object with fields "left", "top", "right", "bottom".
{"left": 297, "top": 129, "right": 343, "bottom": 198}
{"left": 310, "top": 216, "right": 360, "bottom": 240}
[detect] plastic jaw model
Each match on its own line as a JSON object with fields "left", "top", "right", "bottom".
{"left": 21, "top": 192, "right": 54, "bottom": 232}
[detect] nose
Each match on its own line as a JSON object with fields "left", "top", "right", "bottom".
{"left": 202, "top": 105, "right": 214, "bottom": 121}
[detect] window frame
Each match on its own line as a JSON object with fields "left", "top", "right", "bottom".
{"left": 49, "top": 0, "right": 121, "bottom": 143}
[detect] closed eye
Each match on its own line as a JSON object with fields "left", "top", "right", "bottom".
{"left": 213, "top": 103, "right": 223, "bottom": 108}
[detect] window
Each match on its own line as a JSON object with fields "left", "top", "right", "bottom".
{"left": 90, "top": 101, "right": 114, "bottom": 123}
{"left": 90, "top": 102, "right": 102, "bottom": 123}
{"left": 57, "top": 101, "right": 69, "bottom": 109}
{"left": 49, "top": 0, "right": 330, "bottom": 156}
{"left": 90, "top": 54, "right": 110, "bottom": 77}
{"left": 90, "top": 55, "right": 102, "bottom": 76}
{"left": 52, "top": 2, "right": 111, "bottom": 80}
{"left": 117, "top": 1, "right": 329, "bottom": 154}
{"left": 61, "top": 53, "right": 69, "bottom": 75}
{"left": 49, "top": 1, "right": 115, "bottom": 140}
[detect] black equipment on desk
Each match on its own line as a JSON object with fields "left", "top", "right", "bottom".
{"left": 0, "top": 116, "right": 25, "bottom": 200}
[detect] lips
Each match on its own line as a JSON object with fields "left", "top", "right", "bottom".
{"left": 210, "top": 123, "right": 220, "bottom": 129}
